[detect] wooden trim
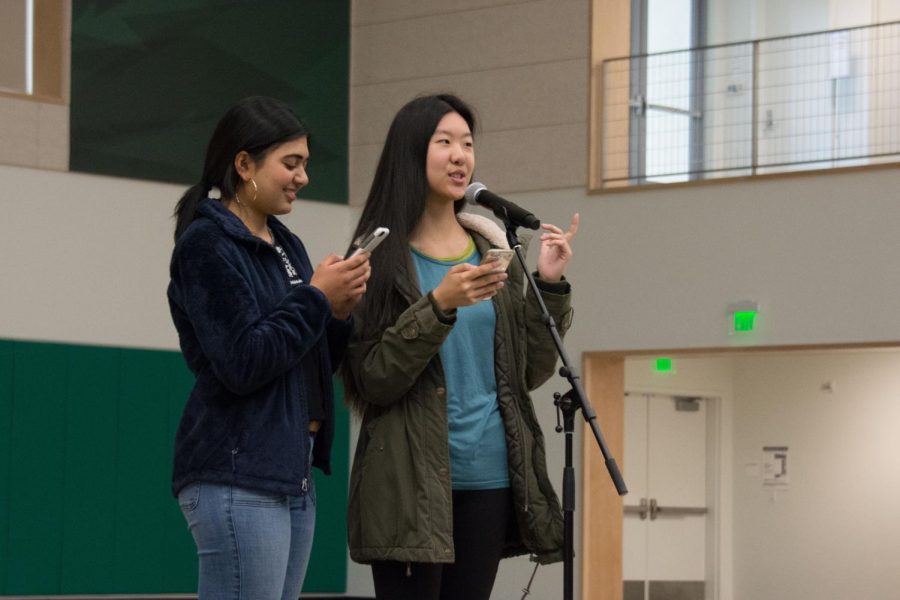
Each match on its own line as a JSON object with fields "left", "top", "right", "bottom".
{"left": 0, "top": 89, "right": 66, "bottom": 104}
{"left": 581, "top": 354, "right": 625, "bottom": 600}
{"left": 586, "top": 340, "right": 900, "bottom": 358}
{"left": 2, "top": 0, "right": 69, "bottom": 103}
{"left": 588, "top": 158, "right": 900, "bottom": 194}
{"left": 32, "top": 0, "right": 67, "bottom": 101}
{"left": 589, "top": 0, "right": 631, "bottom": 191}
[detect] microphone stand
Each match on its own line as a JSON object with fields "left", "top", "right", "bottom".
{"left": 501, "top": 218, "right": 628, "bottom": 600}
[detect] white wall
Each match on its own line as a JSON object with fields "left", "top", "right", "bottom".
{"left": 623, "top": 349, "right": 900, "bottom": 600}
{"left": 731, "top": 349, "right": 900, "bottom": 600}
{"left": 0, "top": 164, "right": 357, "bottom": 351}
{"left": 506, "top": 166, "right": 900, "bottom": 356}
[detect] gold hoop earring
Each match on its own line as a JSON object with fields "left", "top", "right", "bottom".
{"left": 249, "top": 178, "right": 258, "bottom": 203}
{"left": 234, "top": 190, "right": 243, "bottom": 205}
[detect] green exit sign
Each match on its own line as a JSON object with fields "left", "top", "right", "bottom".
{"left": 655, "top": 357, "right": 674, "bottom": 372}
{"left": 733, "top": 311, "right": 757, "bottom": 332}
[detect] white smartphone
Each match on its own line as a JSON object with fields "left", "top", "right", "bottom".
{"left": 349, "top": 227, "right": 390, "bottom": 258}
{"left": 480, "top": 248, "right": 514, "bottom": 271}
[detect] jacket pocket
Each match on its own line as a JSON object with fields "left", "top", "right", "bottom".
{"left": 357, "top": 415, "right": 421, "bottom": 549}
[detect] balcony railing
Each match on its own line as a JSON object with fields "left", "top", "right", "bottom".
{"left": 598, "top": 21, "right": 900, "bottom": 188}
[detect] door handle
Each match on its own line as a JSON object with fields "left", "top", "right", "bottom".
{"left": 649, "top": 497, "right": 708, "bottom": 521}
{"left": 624, "top": 497, "right": 650, "bottom": 520}
{"left": 625, "top": 497, "right": 708, "bottom": 520}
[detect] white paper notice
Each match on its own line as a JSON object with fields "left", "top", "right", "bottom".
{"left": 762, "top": 446, "right": 789, "bottom": 488}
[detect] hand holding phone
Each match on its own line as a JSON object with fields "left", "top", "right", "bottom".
{"left": 349, "top": 227, "right": 390, "bottom": 258}
{"left": 480, "top": 248, "right": 514, "bottom": 272}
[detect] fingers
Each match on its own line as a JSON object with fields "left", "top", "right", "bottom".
{"left": 343, "top": 252, "right": 370, "bottom": 269}
{"left": 319, "top": 253, "right": 343, "bottom": 267}
{"left": 566, "top": 213, "right": 580, "bottom": 240}
{"left": 541, "top": 213, "right": 580, "bottom": 240}
{"left": 448, "top": 262, "right": 477, "bottom": 274}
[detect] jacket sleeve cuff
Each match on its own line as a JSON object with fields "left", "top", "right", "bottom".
{"left": 427, "top": 291, "right": 457, "bottom": 325}
{"left": 532, "top": 272, "right": 571, "bottom": 295}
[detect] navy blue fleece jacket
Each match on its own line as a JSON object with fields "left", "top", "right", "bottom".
{"left": 168, "top": 198, "right": 352, "bottom": 497}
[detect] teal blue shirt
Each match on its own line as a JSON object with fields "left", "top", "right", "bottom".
{"left": 411, "top": 241, "right": 510, "bottom": 490}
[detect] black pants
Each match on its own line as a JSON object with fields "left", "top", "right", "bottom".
{"left": 371, "top": 487, "right": 512, "bottom": 600}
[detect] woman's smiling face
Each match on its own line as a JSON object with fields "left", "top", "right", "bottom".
{"left": 425, "top": 111, "right": 474, "bottom": 205}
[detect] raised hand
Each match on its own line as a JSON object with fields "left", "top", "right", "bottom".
{"left": 536, "top": 213, "right": 579, "bottom": 282}
{"left": 431, "top": 262, "right": 508, "bottom": 311}
{"left": 310, "top": 253, "right": 371, "bottom": 319}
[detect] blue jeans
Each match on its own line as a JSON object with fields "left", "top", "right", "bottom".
{"left": 178, "top": 442, "right": 316, "bottom": 599}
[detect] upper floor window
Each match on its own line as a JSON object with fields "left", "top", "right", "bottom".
{"left": 591, "top": 0, "right": 900, "bottom": 190}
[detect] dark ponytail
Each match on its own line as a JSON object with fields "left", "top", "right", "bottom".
{"left": 173, "top": 182, "right": 211, "bottom": 242}
{"left": 172, "top": 96, "right": 309, "bottom": 242}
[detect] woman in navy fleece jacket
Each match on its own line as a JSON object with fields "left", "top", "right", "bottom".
{"left": 167, "top": 96, "right": 370, "bottom": 599}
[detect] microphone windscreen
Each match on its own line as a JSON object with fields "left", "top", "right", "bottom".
{"left": 464, "top": 182, "right": 486, "bottom": 205}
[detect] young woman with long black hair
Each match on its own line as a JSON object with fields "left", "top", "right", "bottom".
{"left": 342, "top": 93, "right": 579, "bottom": 600}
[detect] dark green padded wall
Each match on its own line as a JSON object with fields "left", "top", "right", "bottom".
{"left": 0, "top": 339, "right": 349, "bottom": 594}
{"left": 70, "top": 0, "right": 350, "bottom": 204}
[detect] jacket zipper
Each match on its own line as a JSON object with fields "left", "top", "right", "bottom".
{"left": 231, "top": 447, "right": 239, "bottom": 471}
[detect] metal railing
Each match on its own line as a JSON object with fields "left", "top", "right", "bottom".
{"left": 599, "top": 21, "right": 900, "bottom": 188}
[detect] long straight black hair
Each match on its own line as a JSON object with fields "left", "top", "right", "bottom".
{"left": 348, "top": 93, "right": 476, "bottom": 341}
{"left": 173, "top": 96, "right": 309, "bottom": 241}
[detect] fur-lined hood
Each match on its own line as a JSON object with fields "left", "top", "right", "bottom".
{"left": 456, "top": 211, "right": 532, "bottom": 251}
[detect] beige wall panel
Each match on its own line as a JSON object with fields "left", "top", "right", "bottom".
{"left": 351, "top": 58, "right": 587, "bottom": 146}
{"left": 352, "top": 0, "right": 588, "bottom": 86}
{"left": 474, "top": 122, "right": 587, "bottom": 192}
{"left": 352, "top": 123, "right": 586, "bottom": 202}
{"left": 0, "top": 96, "right": 39, "bottom": 167}
{"left": 352, "top": 0, "right": 536, "bottom": 25}
{"left": 36, "top": 102, "right": 69, "bottom": 170}
{"left": 348, "top": 142, "right": 383, "bottom": 204}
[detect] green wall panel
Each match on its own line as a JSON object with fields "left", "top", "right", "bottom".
{"left": 6, "top": 343, "right": 68, "bottom": 594}
{"left": 0, "top": 341, "right": 13, "bottom": 594}
{"left": 70, "top": 1, "right": 350, "bottom": 204}
{"left": 114, "top": 349, "right": 187, "bottom": 592}
{"left": 304, "top": 379, "right": 350, "bottom": 593}
{"left": 0, "top": 340, "right": 348, "bottom": 595}
{"left": 60, "top": 346, "right": 119, "bottom": 592}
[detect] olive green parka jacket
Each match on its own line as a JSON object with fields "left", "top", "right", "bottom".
{"left": 344, "top": 212, "right": 573, "bottom": 565}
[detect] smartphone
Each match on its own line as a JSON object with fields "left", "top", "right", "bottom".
{"left": 480, "top": 248, "right": 514, "bottom": 271}
{"left": 348, "top": 227, "right": 390, "bottom": 258}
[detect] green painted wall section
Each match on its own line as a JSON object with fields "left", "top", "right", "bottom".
{"left": 0, "top": 339, "right": 348, "bottom": 594}
{"left": 70, "top": 0, "right": 350, "bottom": 204}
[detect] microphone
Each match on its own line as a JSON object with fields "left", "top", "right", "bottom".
{"left": 464, "top": 182, "right": 541, "bottom": 230}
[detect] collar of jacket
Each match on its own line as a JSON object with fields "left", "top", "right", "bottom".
{"left": 197, "top": 198, "right": 290, "bottom": 247}
{"left": 456, "top": 210, "right": 534, "bottom": 252}
{"left": 456, "top": 211, "right": 509, "bottom": 249}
